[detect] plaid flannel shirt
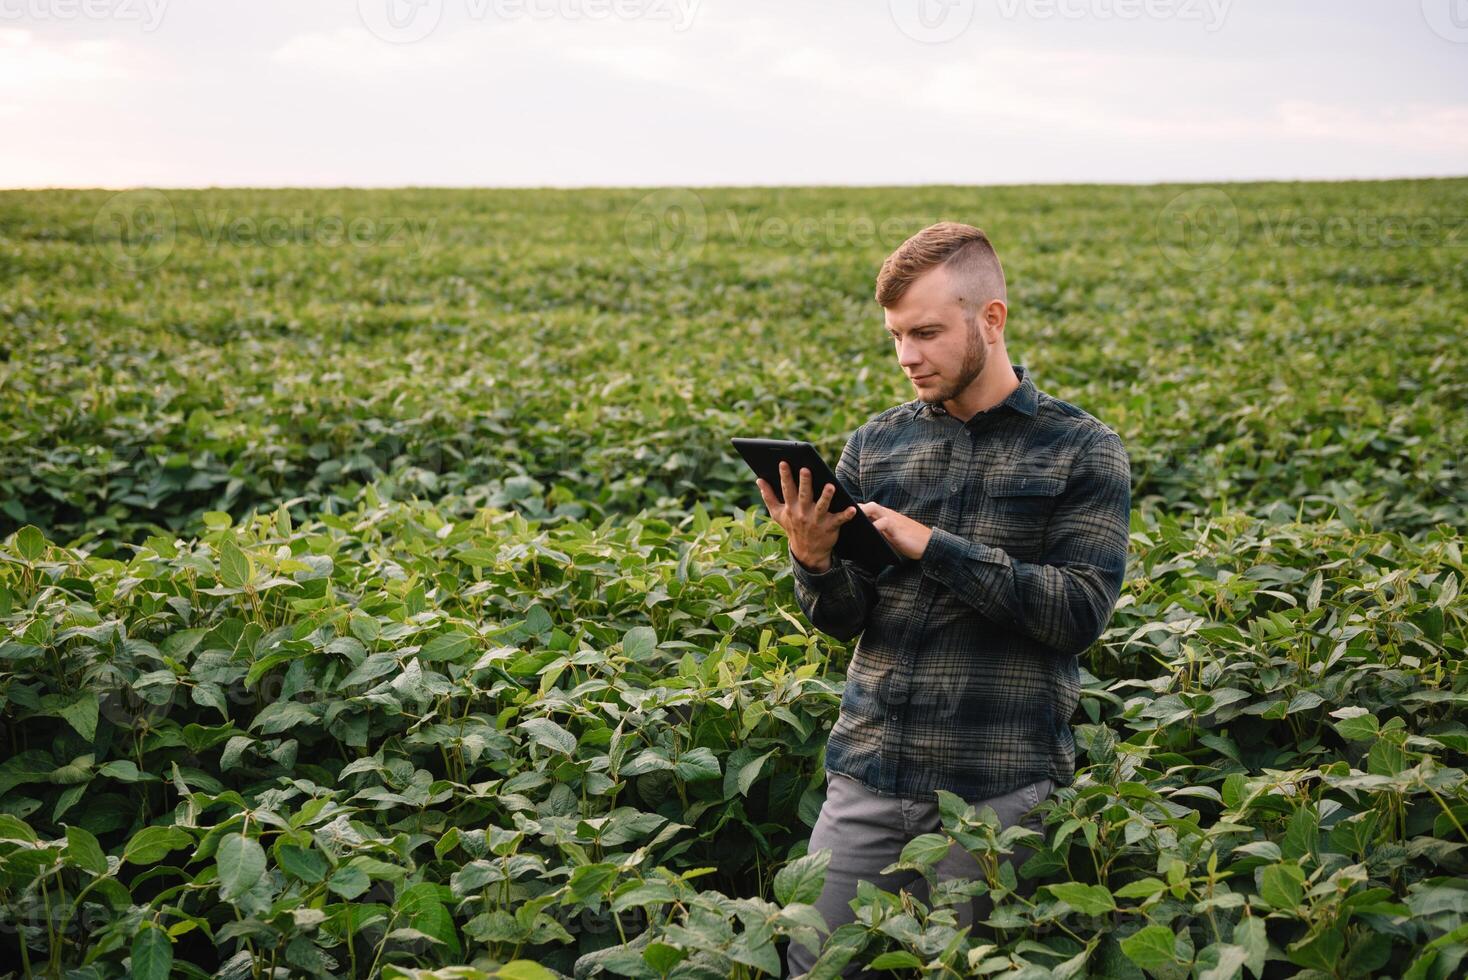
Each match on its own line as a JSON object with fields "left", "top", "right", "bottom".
{"left": 790, "top": 364, "right": 1131, "bottom": 803}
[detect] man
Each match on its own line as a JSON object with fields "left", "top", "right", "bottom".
{"left": 755, "top": 222, "right": 1131, "bottom": 978}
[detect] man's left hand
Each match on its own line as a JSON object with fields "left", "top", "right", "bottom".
{"left": 858, "top": 501, "right": 933, "bottom": 561}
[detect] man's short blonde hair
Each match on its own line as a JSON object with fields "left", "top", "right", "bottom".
{"left": 874, "top": 222, "right": 1007, "bottom": 314}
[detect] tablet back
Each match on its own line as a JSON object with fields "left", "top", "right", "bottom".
{"left": 731, "top": 437, "right": 901, "bottom": 574}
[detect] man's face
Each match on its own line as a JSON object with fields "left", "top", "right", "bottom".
{"left": 883, "top": 264, "right": 988, "bottom": 405}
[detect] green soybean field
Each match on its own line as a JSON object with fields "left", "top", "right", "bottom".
{"left": 0, "top": 180, "right": 1465, "bottom": 980}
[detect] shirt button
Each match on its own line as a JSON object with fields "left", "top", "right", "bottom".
{"left": 950, "top": 484, "right": 959, "bottom": 493}
{"left": 889, "top": 711, "right": 898, "bottom": 721}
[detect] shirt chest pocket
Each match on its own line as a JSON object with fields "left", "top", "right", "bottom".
{"left": 981, "top": 469, "right": 1066, "bottom": 556}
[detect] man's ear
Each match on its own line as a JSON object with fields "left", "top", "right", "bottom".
{"left": 984, "top": 298, "right": 1007, "bottom": 339}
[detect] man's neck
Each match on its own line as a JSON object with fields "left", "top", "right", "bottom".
{"left": 941, "top": 359, "right": 1020, "bottom": 423}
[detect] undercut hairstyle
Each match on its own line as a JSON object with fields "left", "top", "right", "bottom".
{"left": 874, "top": 222, "right": 1007, "bottom": 318}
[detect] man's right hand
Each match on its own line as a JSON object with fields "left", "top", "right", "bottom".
{"left": 755, "top": 460, "right": 858, "bottom": 573}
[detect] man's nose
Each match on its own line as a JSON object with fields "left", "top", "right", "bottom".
{"left": 897, "top": 339, "right": 922, "bottom": 366}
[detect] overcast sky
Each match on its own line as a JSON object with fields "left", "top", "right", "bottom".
{"left": 4, "top": 0, "right": 1466, "bottom": 187}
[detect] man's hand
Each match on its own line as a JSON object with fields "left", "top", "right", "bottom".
{"left": 858, "top": 501, "right": 933, "bottom": 561}
{"left": 756, "top": 461, "right": 858, "bottom": 572}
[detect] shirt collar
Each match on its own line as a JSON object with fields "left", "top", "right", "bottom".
{"left": 909, "top": 364, "right": 1038, "bottom": 421}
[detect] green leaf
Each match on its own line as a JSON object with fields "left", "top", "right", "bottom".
{"left": 161, "top": 628, "right": 208, "bottom": 658}
{"left": 329, "top": 864, "right": 370, "bottom": 899}
{"left": 775, "top": 849, "right": 831, "bottom": 905}
{"left": 869, "top": 951, "right": 924, "bottom": 969}
{"left": 349, "top": 611, "right": 380, "bottom": 644}
{"left": 1232, "top": 917, "right": 1267, "bottom": 979}
{"left": 734, "top": 749, "right": 774, "bottom": 798}
{"left": 130, "top": 923, "right": 173, "bottom": 980}
{"left": 216, "top": 833, "right": 267, "bottom": 902}
{"left": 1287, "top": 926, "right": 1344, "bottom": 973}
{"left": 397, "top": 882, "right": 462, "bottom": 958}
{"left": 218, "top": 540, "right": 252, "bottom": 589}
{"left": 0, "top": 750, "right": 54, "bottom": 797}
{"left": 1121, "top": 924, "right": 1178, "bottom": 972}
{"left": 1330, "top": 707, "right": 1379, "bottom": 741}
{"left": 51, "top": 691, "right": 99, "bottom": 742}
{"left": 0, "top": 815, "right": 37, "bottom": 842}
{"left": 1114, "top": 877, "right": 1168, "bottom": 899}
{"left": 493, "top": 963, "right": 557, "bottom": 980}
{"left": 250, "top": 700, "right": 317, "bottom": 734}
{"left": 1286, "top": 690, "right": 1324, "bottom": 714}
{"left": 1198, "top": 942, "right": 1250, "bottom": 980}
{"left": 622, "top": 626, "right": 658, "bottom": 661}
{"left": 897, "top": 832, "right": 951, "bottom": 869}
{"left": 566, "top": 862, "right": 619, "bottom": 904}
{"left": 643, "top": 942, "right": 688, "bottom": 973}
{"left": 1048, "top": 882, "right": 1117, "bottom": 915}
{"left": 1367, "top": 738, "right": 1406, "bottom": 776}
{"left": 1258, "top": 863, "right": 1304, "bottom": 910}
{"left": 14, "top": 524, "right": 48, "bottom": 561}
{"left": 124, "top": 826, "right": 193, "bottom": 864}
{"left": 277, "top": 844, "right": 327, "bottom": 883}
{"left": 673, "top": 746, "right": 721, "bottom": 782}
{"left": 341, "top": 652, "right": 398, "bottom": 687}
{"left": 419, "top": 632, "right": 472, "bottom": 662}
{"left": 65, "top": 825, "right": 108, "bottom": 875}
{"left": 520, "top": 717, "right": 577, "bottom": 756}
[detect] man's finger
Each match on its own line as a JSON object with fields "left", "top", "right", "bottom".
{"left": 837, "top": 506, "right": 857, "bottom": 523}
{"left": 815, "top": 482, "right": 835, "bottom": 513}
{"left": 798, "top": 466, "right": 812, "bottom": 503}
{"left": 778, "top": 460, "right": 795, "bottom": 506}
{"left": 756, "top": 478, "right": 778, "bottom": 513}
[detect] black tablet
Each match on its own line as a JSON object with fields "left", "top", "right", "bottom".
{"left": 731, "top": 437, "right": 901, "bottom": 575}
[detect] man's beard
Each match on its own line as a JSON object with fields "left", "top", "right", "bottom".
{"left": 922, "top": 316, "right": 988, "bottom": 405}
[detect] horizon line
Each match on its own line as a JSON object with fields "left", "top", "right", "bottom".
{"left": 5, "top": 173, "right": 1467, "bottom": 194}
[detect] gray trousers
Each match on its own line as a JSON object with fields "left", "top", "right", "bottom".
{"left": 784, "top": 771, "right": 1055, "bottom": 979}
